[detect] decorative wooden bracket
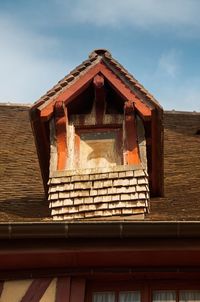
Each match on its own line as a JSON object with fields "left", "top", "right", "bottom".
{"left": 124, "top": 100, "right": 140, "bottom": 165}
{"left": 54, "top": 101, "right": 68, "bottom": 170}
{"left": 93, "top": 74, "right": 105, "bottom": 124}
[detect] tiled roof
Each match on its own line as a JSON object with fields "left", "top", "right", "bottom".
{"left": 0, "top": 104, "right": 50, "bottom": 221}
{"left": 0, "top": 104, "right": 200, "bottom": 222}
{"left": 34, "top": 49, "right": 162, "bottom": 111}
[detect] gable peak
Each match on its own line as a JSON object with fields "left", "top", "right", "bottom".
{"left": 89, "top": 48, "right": 111, "bottom": 59}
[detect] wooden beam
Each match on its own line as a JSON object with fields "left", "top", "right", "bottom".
{"left": 124, "top": 101, "right": 140, "bottom": 165}
{"left": 99, "top": 63, "right": 152, "bottom": 119}
{"left": 40, "top": 63, "right": 103, "bottom": 120}
{"left": 93, "top": 74, "right": 105, "bottom": 124}
{"left": 55, "top": 277, "right": 71, "bottom": 302}
{"left": 70, "top": 278, "right": 86, "bottom": 302}
{"left": 20, "top": 278, "right": 52, "bottom": 302}
{"left": 54, "top": 101, "right": 68, "bottom": 170}
{"left": 30, "top": 108, "right": 50, "bottom": 196}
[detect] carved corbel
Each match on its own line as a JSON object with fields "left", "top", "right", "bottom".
{"left": 54, "top": 101, "right": 68, "bottom": 170}
{"left": 93, "top": 74, "right": 106, "bottom": 124}
{"left": 124, "top": 100, "right": 140, "bottom": 165}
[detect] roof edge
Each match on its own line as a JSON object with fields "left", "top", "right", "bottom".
{"left": 0, "top": 221, "right": 200, "bottom": 239}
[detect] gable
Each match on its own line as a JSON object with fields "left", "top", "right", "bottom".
{"left": 30, "top": 50, "right": 164, "bottom": 205}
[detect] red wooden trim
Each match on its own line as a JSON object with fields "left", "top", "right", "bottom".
{"left": 40, "top": 62, "right": 152, "bottom": 120}
{"left": 55, "top": 277, "right": 71, "bottom": 302}
{"left": 40, "top": 63, "right": 103, "bottom": 120}
{"left": 20, "top": 278, "right": 52, "bottom": 302}
{"left": 93, "top": 74, "right": 105, "bottom": 124}
{"left": 54, "top": 101, "right": 68, "bottom": 170}
{"left": 70, "top": 278, "right": 86, "bottom": 302}
{"left": 99, "top": 63, "right": 152, "bottom": 119}
{"left": 124, "top": 101, "right": 140, "bottom": 165}
{"left": 0, "top": 281, "right": 4, "bottom": 297}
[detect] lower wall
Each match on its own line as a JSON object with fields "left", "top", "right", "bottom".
{"left": 0, "top": 277, "right": 85, "bottom": 302}
{"left": 1, "top": 274, "right": 200, "bottom": 302}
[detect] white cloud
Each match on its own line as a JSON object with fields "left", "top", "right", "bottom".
{"left": 65, "top": 0, "right": 200, "bottom": 32}
{"left": 0, "top": 15, "right": 71, "bottom": 103}
{"left": 158, "top": 50, "right": 181, "bottom": 78}
{"left": 162, "top": 77, "right": 200, "bottom": 111}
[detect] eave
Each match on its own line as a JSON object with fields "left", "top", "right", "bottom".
{"left": 1, "top": 221, "right": 200, "bottom": 239}
{"left": 1, "top": 222, "right": 200, "bottom": 279}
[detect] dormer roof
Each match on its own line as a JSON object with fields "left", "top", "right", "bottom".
{"left": 30, "top": 49, "right": 164, "bottom": 205}
{"left": 32, "top": 49, "right": 162, "bottom": 116}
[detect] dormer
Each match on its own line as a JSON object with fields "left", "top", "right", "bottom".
{"left": 30, "top": 49, "right": 163, "bottom": 220}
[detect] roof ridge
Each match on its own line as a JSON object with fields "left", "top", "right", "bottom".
{"left": 32, "top": 49, "right": 162, "bottom": 111}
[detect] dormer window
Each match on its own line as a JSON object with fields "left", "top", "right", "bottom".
{"left": 77, "top": 129, "right": 122, "bottom": 170}
{"left": 30, "top": 49, "right": 163, "bottom": 221}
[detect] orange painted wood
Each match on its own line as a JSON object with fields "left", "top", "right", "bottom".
{"left": 70, "top": 278, "right": 86, "bottom": 302}
{"left": 20, "top": 278, "right": 52, "bottom": 302}
{"left": 40, "top": 63, "right": 103, "bottom": 120}
{"left": 99, "top": 63, "right": 152, "bottom": 118}
{"left": 55, "top": 277, "right": 71, "bottom": 302}
{"left": 124, "top": 101, "right": 140, "bottom": 165}
{"left": 54, "top": 101, "right": 68, "bottom": 170}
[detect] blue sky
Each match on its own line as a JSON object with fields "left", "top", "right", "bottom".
{"left": 0, "top": 0, "right": 200, "bottom": 111}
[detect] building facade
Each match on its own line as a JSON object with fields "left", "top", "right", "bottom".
{"left": 0, "top": 49, "right": 200, "bottom": 301}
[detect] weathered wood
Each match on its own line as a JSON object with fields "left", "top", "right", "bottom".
{"left": 93, "top": 74, "right": 105, "bottom": 124}
{"left": 49, "top": 118, "right": 58, "bottom": 176}
{"left": 55, "top": 277, "right": 70, "bottom": 302}
{"left": 137, "top": 116, "right": 147, "bottom": 170}
{"left": 20, "top": 278, "right": 52, "bottom": 302}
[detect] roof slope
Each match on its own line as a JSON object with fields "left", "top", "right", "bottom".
{"left": 34, "top": 49, "right": 161, "bottom": 112}
{"left": 0, "top": 105, "right": 200, "bottom": 222}
{"left": 0, "top": 104, "right": 49, "bottom": 221}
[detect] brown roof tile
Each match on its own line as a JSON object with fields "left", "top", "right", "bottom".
{"left": 0, "top": 104, "right": 50, "bottom": 221}
{"left": 0, "top": 105, "right": 199, "bottom": 222}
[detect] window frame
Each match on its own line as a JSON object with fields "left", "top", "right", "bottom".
{"left": 74, "top": 125, "right": 123, "bottom": 170}
{"left": 86, "top": 280, "right": 200, "bottom": 302}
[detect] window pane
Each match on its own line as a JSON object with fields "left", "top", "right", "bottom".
{"left": 152, "top": 291, "right": 176, "bottom": 302}
{"left": 180, "top": 291, "right": 200, "bottom": 302}
{"left": 93, "top": 292, "right": 115, "bottom": 302}
{"left": 119, "top": 291, "right": 141, "bottom": 302}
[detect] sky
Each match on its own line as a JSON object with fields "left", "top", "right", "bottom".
{"left": 0, "top": 0, "right": 200, "bottom": 111}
